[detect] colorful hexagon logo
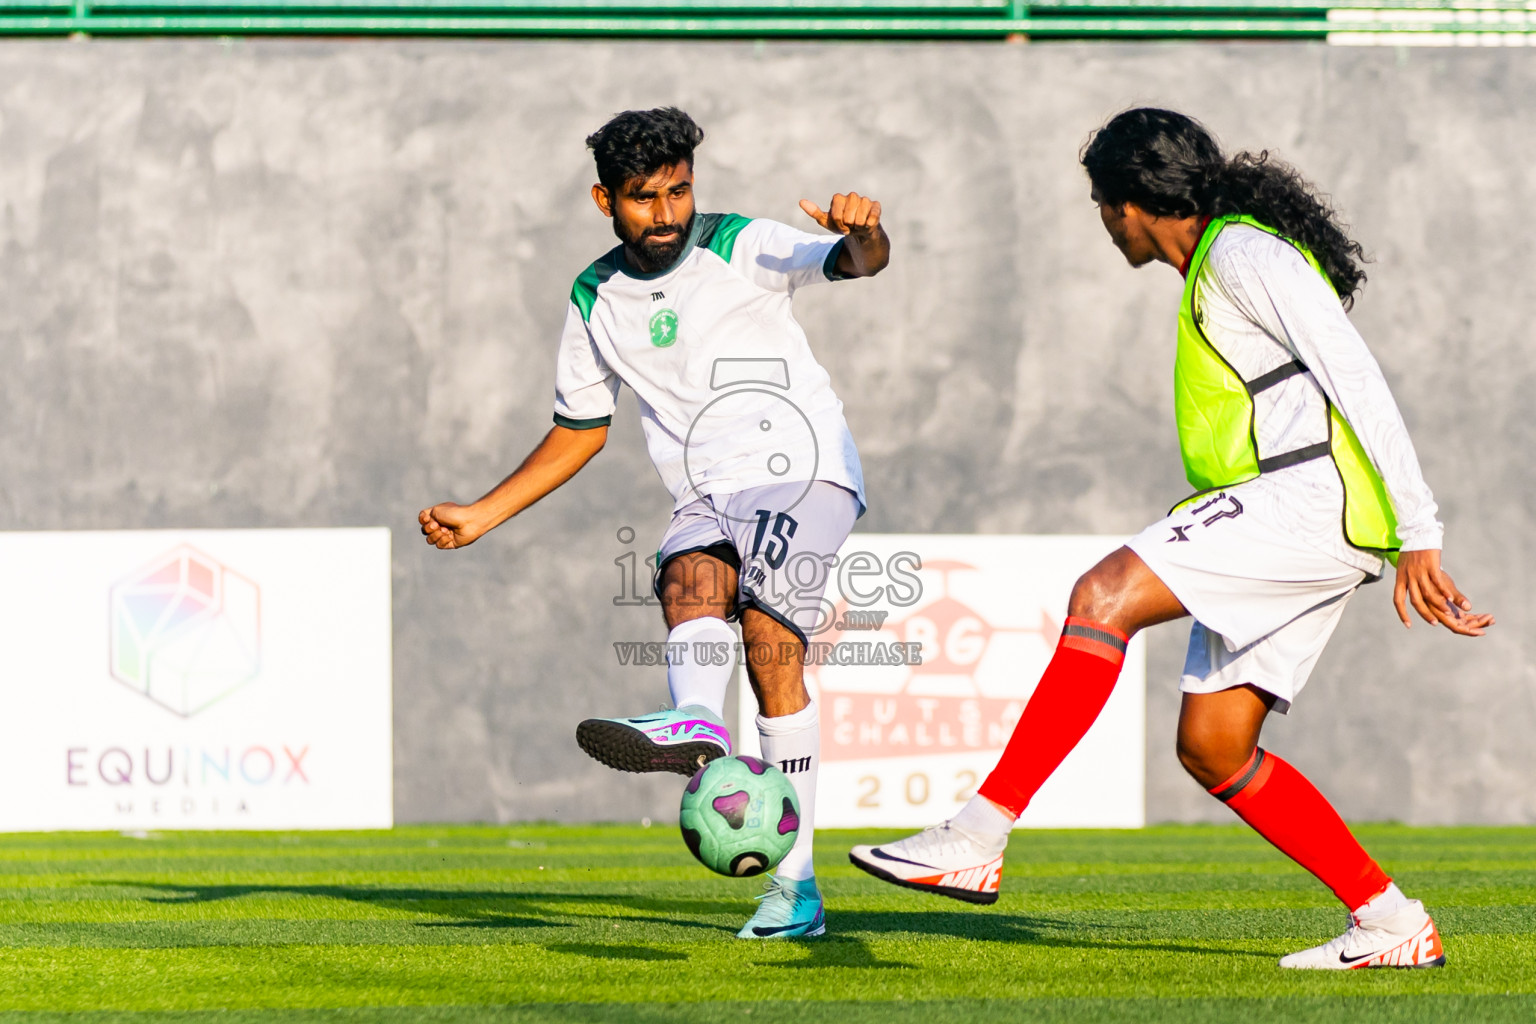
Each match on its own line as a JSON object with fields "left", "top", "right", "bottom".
{"left": 108, "top": 546, "right": 262, "bottom": 717}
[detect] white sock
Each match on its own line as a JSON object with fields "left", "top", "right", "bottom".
{"left": 757, "top": 701, "right": 820, "bottom": 882}
{"left": 950, "top": 794, "right": 1014, "bottom": 850}
{"left": 1354, "top": 881, "right": 1411, "bottom": 922}
{"left": 665, "top": 617, "right": 736, "bottom": 718}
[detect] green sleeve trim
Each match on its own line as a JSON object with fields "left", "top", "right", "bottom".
{"left": 569, "top": 248, "right": 620, "bottom": 323}
{"left": 554, "top": 413, "right": 612, "bottom": 430}
{"left": 697, "top": 212, "right": 753, "bottom": 263}
{"left": 823, "top": 237, "right": 852, "bottom": 281}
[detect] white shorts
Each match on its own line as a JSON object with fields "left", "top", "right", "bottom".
{"left": 1126, "top": 489, "right": 1369, "bottom": 713}
{"left": 654, "top": 480, "right": 860, "bottom": 644}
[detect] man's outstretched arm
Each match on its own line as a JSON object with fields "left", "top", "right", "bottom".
{"left": 800, "top": 192, "right": 889, "bottom": 277}
{"left": 1216, "top": 243, "right": 1491, "bottom": 636}
{"left": 419, "top": 424, "right": 608, "bottom": 549}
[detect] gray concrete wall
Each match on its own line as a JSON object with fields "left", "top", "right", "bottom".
{"left": 0, "top": 38, "right": 1529, "bottom": 825}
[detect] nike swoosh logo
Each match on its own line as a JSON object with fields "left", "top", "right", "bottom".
{"left": 752, "top": 923, "right": 808, "bottom": 936}
{"left": 752, "top": 907, "right": 823, "bottom": 937}
{"left": 1339, "top": 950, "right": 1375, "bottom": 964}
{"left": 870, "top": 849, "right": 937, "bottom": 869}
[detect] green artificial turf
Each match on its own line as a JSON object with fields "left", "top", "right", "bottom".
{"left": 0, "top": 824, "right": 1534, "bottom": 1022}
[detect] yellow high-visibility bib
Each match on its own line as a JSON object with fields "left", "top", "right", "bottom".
{"left": 1175, "top": 215, "right": 1400, "bottom": 554}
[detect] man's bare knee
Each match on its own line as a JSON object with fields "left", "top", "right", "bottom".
{"left": 1176, "top": 729, "right": 1253, "bottom": 791}
{"left": 1064, "top": 547, "right": 1184, "bottom": 637}
{"left": 660, "top": 554, "right": 736, "bottom": 628}
{"left": 1175, "top": 733, "right": 1209, "bottom": 783}
{"left": 1067, "top": 568, "right": 1117, "bottom": 621}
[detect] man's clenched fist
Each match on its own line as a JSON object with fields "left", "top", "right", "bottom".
{"left": 419, "top": 503, "right": 486, "bottom": 550}
{"left": 800, "top": 192, "right": 882, "bottom": 239}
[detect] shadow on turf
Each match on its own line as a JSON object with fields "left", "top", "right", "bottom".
{"left": 104, "top": 880, "right": 1269, "bottom": 959}
{"left": 108, "top": 881, "right": 734, "bottom": 933}
{"left": 547, "top": 942, "right": 688, "bottom": 961}
{"left": 759, "top": 910, "right": 1271, "bottom": 965}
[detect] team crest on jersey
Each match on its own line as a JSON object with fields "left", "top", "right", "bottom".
{"left": 649, "top": 308, "right": 679, "bottom": 348}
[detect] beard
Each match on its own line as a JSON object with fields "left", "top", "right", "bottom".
{"left": 616, "top": 211, "right": 694, "bottom": 271}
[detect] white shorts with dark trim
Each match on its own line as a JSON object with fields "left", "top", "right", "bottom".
{"left": 654, "top": 480, "right": 860, "bottom": 645}
{"left": 1126, "top": 489, "right": 1370, "bottom": 714}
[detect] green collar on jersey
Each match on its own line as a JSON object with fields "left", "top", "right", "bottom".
{"left": 570, "top": 213, "right": 751, "bottom": 322}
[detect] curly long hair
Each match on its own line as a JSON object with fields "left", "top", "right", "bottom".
{"left": 1080, "top": 108, "right": 1368, "bottom": 307}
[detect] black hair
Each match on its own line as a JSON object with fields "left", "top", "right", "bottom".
{"left": 1081, "top": 107, "right": 1368, "bottom": 307}
{"left": 585, "top": 107, "right": 705, "bottom": 193}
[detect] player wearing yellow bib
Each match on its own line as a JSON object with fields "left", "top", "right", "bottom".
{"left": 851, "top": 108, "right": 1493, "bottom": 970}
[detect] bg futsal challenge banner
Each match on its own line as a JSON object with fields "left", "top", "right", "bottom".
{"left": 737, "top": 535, "right": 1146, "bottom": 829}
{"left": 0, "top": 529, "right": 392, "bottom": 831}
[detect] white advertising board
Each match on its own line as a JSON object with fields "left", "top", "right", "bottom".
{"left": 738, "top": 535, "right": 1145, "bottom": 829}
{"left": 0, "top": 529, "right": 392, "bottom": 831}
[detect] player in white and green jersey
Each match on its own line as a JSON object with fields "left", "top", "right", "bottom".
{"left": 419, "top": 107, "right": 890, "bottom": 939}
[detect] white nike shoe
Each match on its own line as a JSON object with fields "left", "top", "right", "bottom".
{"left": 1279, "top": 901, "right": 1445, "bottom": 970}
{"left": 849, "top": 823, "right": 1005, "bottom": 905}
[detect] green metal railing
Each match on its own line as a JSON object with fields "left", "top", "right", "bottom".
{"left": 0, "top": 0, "right": 1531, "bottom": 39}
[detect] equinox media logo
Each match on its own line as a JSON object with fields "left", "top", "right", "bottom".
{"left": 108, "top": 546, "right": 262, "bottom": 717}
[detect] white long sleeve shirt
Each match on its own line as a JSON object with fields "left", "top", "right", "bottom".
{"left": 1190, "top": 223, "right": 1443, "bottom": 576}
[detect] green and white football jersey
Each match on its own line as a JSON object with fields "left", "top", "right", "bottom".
{"left": 554, "top": 213, "right": 866, "bottom": 513}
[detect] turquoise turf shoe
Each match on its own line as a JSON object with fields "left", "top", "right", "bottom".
{"left": 575, "top": 705, "right": 731, "bottom": 775}
{"left": 736, "top": 875, "right": 826, "bottom": 939}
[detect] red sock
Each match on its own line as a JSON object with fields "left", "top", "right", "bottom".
{"left": 976, "top": 616, "right": 1128, "bottom": 817}
{"left": 1210, "top": 748, "right": 1390, "bottom": 910}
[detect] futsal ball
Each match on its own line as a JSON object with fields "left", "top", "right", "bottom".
{"left": 678, "top": 755, "right": 800, "bottom": 877}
